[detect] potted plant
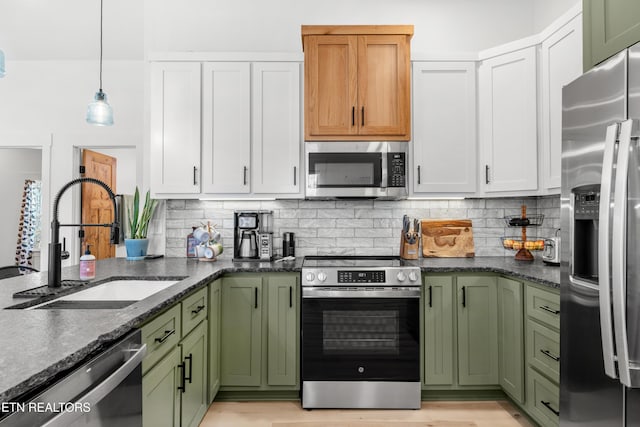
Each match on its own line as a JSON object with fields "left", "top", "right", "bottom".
{"left": 124, "top": 187, "right": 158, "bottom": 260}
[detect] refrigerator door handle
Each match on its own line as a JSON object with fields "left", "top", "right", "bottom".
{"left": 599, "top": 122, "right": 620, "bottom": 379}
{"left": 612, "top": 119, "right": 635, "bottom": 387}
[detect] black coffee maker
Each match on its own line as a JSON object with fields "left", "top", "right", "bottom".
{"left": 233, "top": 211, "right": 273, "bottom": 261}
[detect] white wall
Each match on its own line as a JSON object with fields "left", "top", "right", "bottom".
{"left": 0, "top": 149, "right": 42, "bottom": 266}
{"left": 533, "top": 0, "right": 580, "bottom": 33}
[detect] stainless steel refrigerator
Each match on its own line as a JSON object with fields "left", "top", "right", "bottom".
{"left": 561, "top": 42, "right": 640, "bottom": 426}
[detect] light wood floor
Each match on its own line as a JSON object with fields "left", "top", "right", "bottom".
{"left": 199, "top": 400, "right": 534, "bottom": 427}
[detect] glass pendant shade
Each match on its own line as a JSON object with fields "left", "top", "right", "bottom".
{"left": 86, "top": 90, "right": 113, "bottom": 126}
{"left": 0, "top": 50, "right": 5, "bottom": 77}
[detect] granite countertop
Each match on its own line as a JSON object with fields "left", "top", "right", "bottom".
{"left": 0, "top": 255, "right": 559, "bottom": 405}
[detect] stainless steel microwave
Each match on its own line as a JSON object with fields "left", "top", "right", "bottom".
{"left": 305, "top": 141, "right": 408, "bottom": 199}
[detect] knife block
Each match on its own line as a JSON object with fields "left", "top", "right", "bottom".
{"left": 400, "top": 232, "right": 419, "bottom": 260}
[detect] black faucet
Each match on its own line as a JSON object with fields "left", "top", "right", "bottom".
{"left": 48, "top": 177, "right": 120, "bottom": 287}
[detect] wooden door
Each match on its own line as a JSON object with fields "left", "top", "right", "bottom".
{"left": 357, "top": 35, "right": 410, "bottom": 138}
{"left": 423, "top": 275, "right": 455, "bottom": 385}
{"left": 304, "top": 35, "right": 358, "bottom": 139}
{"left": 497, "top": 277, "right": 524, "bottom": 403}
{"left": 266, "top": 275, "right": 298, "bottom": 386}
{"left": 81, "top": 149, "right": 116, "bottom": 260}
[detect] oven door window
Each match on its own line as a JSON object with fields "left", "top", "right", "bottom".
{"left": 308, "top": 153, "right": 382, "bottom": 188}
{"left": 302, "top": 297, "right": 420, "bottom": 381}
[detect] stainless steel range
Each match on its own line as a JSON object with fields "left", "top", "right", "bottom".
{"left": 301, "top": 256, "right": 421, "bottom": 409}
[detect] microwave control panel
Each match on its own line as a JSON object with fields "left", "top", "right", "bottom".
{"left": 387, "top": 153, "right": 406, "bottom": 187}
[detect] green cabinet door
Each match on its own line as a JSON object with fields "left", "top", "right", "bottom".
{"left": 584, "top": 0, "right": 640, "bottom": 70}
{"left": 208, "top": 279, "right": 221, "bottom": 402}
{"left": 143, "top": 345, "right": 181, "bottom": 427}
{"left": 180, "top": 321, "right": 208, "bottom": 427}
{"left": 423, "top": 275, "right": 454, "bottom": 385}
{"left": 457, "top": 276, "right": 499, "bottom": 385}
{"left": 220, "top": 275, "right": 263, "bottom": 386}
{"left": 497, "top": 277, "right": 524, "bottom": 403}
{"left": 266, "top": 274, "right": 299, "bottom": 386}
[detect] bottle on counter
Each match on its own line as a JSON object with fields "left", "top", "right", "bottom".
{"left": 79, "top": 244, "right": 96, "bottom": 280}
{"left": 187, "top": 227, "right": 197, "bottom": 258}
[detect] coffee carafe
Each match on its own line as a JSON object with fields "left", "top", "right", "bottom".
{"left": 239, "top": 230, "right": 258, "bottom": 258}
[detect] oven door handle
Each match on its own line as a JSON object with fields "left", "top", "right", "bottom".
{"left": 302, "top": 287, "right": 421, "bottom": 299}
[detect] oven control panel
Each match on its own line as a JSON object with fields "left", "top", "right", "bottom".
{"left": 338, "top": 270, "right": 385, "bottom": 283}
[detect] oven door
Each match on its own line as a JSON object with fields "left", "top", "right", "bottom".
{"left": 302, "top": 288, "right": 420, "bottom": 382}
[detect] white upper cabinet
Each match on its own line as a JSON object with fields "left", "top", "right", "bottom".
{"left": 150, "top": 62, "right": 202, "bottom": 194}
{"left": 540, "top": 15, "right": 583, "bottom": 191}
{"left": 251, "top": 62, "right": 301, "bottom": 194}
{"left": 479, "top": 46, "right": 538, "bottom": 193}
{"left": 412, "top": 61, "right": 476, "bottom": 194}
{"left": 202, "top": 62, "right": 251, "bottom": 194}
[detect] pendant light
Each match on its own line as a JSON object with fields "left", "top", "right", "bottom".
{"left": 86, "top": 0, "right": 113, "bottom": 126}
{"left": 0, "top": 49, "right": 5, "bottom": 77}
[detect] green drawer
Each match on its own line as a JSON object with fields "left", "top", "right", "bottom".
{"left": 182, "top": 287, "right": 208, "bottom": 337}
{"left": 527, "top": 367, "right": 559, "bottom": 426}
{"left": 527, "top": 319, "right": 560, "bottom": 383}
{"left": 141, "top": 304, "right": 182, "bottom": 374}
{"left": 526, "top": 285, "right": 560, "bottom": 330}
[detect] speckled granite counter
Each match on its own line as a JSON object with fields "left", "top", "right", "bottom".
{"left": 0, "top": 256, "right": 558, "bottom": 405}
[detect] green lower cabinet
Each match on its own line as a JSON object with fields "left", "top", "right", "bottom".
{"left": 220, "top": 276, "right": 263, "bottom": 386}
{"left": 208, "top": 279, "right": 221, "bottom": 403}
{"left": 266, "top": 274, "right": 299, "bottom": 386}
{"left": 583, "top": 0, "right": 640, "bottom": 71}
{"left": 497, "top": 277, "right": 524, "bottom": 403}
{"left": 143, "top": 346, "right": 182, "bottom": 427}
{"left": 180, "top": 321, "right": 208, "bottom": 427}
{"left": 423, "top": 275, "right": 454, "bottom": 385}
{"left": 456, "top": 276, "right": 498, "bottom": 386}
{"left": 527, "top": 367, "right": 560, "bottom": 427}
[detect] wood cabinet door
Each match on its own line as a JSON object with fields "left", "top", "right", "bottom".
{"left": 412, "top": 61, "right": 476, "bottom": 194}
{"left": 357, "top": 35, "right": 410, "bottom": 138}
{"left": 457, "top": 276, "right": 499, "bottom": 386}
{"left": 208, "top": 279, "right": 221, "bottom": 402}
{"left": 497, "top": 277, "right": 524, "bottom": 403}
{"left": 142, "top": 346, "right": 181, "bottom": 427}
{"left": 220, "top": 276, "right": 263, "bottom": 386}
{"left": 180, "top": 321, "right": 208, "bottom": 427}
{"left": 150, "top": 62, "right": 201, "bottom": 194}
{"left": 252, "top": 62, "right": 301, "bottom": 195}
{"left": 266, "top": 275, "right": 299, "bottom": 386}
{"left": 201, "top": 62, "right": 251, "bottom": 194}
{"left": 423, "top": 275, "right": 455, "bottom": 385}
{"left": 304, "top": 35, "right": 358, "bottom": 139}
{"left": 584, "top": 0, "right": 640, "bottom": 71}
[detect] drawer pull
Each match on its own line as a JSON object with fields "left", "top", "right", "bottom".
{"left": 540, "top": 348, "right": 560, "bottom": 362}
{"left": 541, "top": 400, "right": 560, "bottom": 416}
{"left": 540, "top": 305, "right": 560, "bottom": 315}
{"left": 154, "top": 329, "right": 175, "bottom": 343}
{"left": 191, "top": 305, "right": 205, "bottom": 315}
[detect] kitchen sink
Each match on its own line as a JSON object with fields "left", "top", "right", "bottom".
{"left": 7, "top": 277, "right": 184, "bottom": 310}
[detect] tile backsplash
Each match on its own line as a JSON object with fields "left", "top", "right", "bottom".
{"left": 164, "top": 196, "right": 560, "bottom": 259}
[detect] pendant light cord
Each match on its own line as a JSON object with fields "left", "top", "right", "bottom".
{"left": 99, "top": 0, "right": 103, "bottom": 91}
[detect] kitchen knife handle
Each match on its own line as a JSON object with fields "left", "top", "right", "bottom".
{"left": 289, "top": 286, "right": 293, "bottom": 308}
{"left": 461, "top": 286, "right": 466, "bottom": 307}
{"left": 361, "top": 106, "right": 365, "bottom": 126}
{"left": 254, "top": 287, "right": 258, "bottom": 309}
{"left": 352, "top": 106, "right": 355, "bottom": 126}
{"left": 541, "top": 401, "right": 559, "bottom": 416}
{"left": 243, "top": 166, "right": 248, "bottom": 186}
{"left": 428, "top": 285, "right": 432, "bottom": 307}
{"left": 185, "top": 354, "right": 193, "bottom": 383}
{"left": 417, "top": 165, "right": 421, "bottom": 185}
{"left": 177, "top": 362, "right": 186, "bottom": 393}
{"left": 485, "top": 165, "right": 490, "bottom": 184}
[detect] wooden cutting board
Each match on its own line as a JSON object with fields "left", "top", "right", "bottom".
{"left": 421, "top": 219, "right": 475, "bottom": 258}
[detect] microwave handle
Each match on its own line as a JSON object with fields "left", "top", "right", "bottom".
{"left": 380, "top": 153, "right": 388, "bottom": 188}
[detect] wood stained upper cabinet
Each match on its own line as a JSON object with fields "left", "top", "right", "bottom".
{"left": 302, "top": 26, "right": 412, "bottom": 141}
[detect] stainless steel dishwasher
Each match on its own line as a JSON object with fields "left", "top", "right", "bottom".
{"left": 0, "top": 330, "right": 146, "bottom": 427}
